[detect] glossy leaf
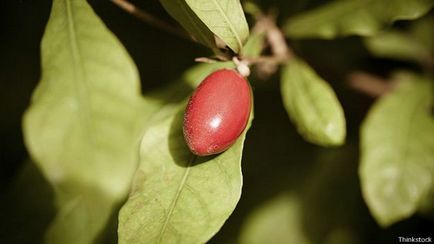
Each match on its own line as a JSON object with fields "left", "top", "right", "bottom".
{"left": 185, "top": 0, "right": 250, "bottom": 53}
{"left": 360, "top": 73, "right": 434, "bottom": 227}
{"left": 159, "top": 0, "right": 218, "bottom": 52}
{"left": 22, "top": 0, "right": 145, "bottom": 243}
{"left": 284, "top": 0, "right": 434, "bottom": 39}
{"left": 118, "top": 95, "right": 253, "bottom": 243}
{"left": 281, "top": 58, "right": 346, "bottom": 146}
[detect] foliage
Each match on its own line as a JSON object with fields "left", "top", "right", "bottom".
{"left": 1, "top": 0, "right": 432, "bottom": 243}
{"left": 239, "top": 194, "right": 310, "bottom": 244}
{"left": 118, "top": 62, "right": 251, "bottom": 244}
{"left": 239, "top": 146, "right": 363, "bottom": 244}
{"left": 364, "top": 17, "right": 434, "bottom": 64}
{"left": 22, "top": 0, "right": 146, "bottom": 242}
{"left": 360, "top": 73, "right": 434, "bottom": 227}
{"left": 281, "top": 58, "right": 346, "bottom": 146}
{"left": 185, "top": 0, "right": 249, "bottom": 53}
{"left": 118, "top": 105, "right": 253, "bottom": 243}
{"left": 284, "top": 0, "right": 434, "bottom": 39}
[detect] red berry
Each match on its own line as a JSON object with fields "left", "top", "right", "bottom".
{"left": 183, "top": 69, "right": 252, "bottom": 156}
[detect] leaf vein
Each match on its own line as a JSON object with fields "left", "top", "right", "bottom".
{"left": 157, "top": 154, "right": 197, "bottom": 243}
{"left": 65, "top": 0, "right": 96, "bottom": 144}
{"left": 210, "top": 0, "right": 242, "bottom": 50}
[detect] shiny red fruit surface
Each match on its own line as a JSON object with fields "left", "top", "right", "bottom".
{"left": 183, "top": 69, "right": 252, "bottom": 156}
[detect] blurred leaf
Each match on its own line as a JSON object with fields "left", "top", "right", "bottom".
{"left": 0, "top": 161, "right": 55, "bottom": 244}
{"left": 242, "top": 32, "right": 265, "bottom": 58}
{"left": 239, "top": 145, "right": 363, "bottom": 244}
{"left": 299, "top": 146, "right": 363, "bottom": 244}
{"left": 418, "top": 188, "right": 434, "bottom": 218}
{"left": 364, "top": 31, "right": 432, "bottom": 64}
{"left": 280, "top": 58, "right": 346, "bottom": 146}
{"left": 159, "top": 0, "right": 218, "bottom": 51}
{"left": 22, "top": 0, "right": 146, "bottom": 243}
{"left": 118, "top": 101, "right": 253, "bottom": 243}
{"left": 185, "top": 0, "right": 250, "bottom": 53}
{"left": 360, "top": 73, "right": 434, "bottom": 227}
{"left": 284, "top": 0, "right": 434, "bottom": 39}
{"left": 239, "top": 194, "right": 311, "bottom": 244}
{"left": 363, "top": 15, "right": 434, "bottom": 66}
{"left": 410, "top": 16, "right": 434, "bottom": 53}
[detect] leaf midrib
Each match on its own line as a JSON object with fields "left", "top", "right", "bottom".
{"left": 291, "top": 61, "right": 330, "bottom": 134}
{"left": 157, "top": 154, "right": 196, "bottom": 243}
{"left": 65, "top": 0, "right": 95, "bottom": 143}
{"left": 210, "top": 0, "right": 242, "bottom": 51}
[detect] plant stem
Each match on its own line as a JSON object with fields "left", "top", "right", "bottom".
{"left": 110, "top": 0, "right": 192, "bottom": 41}
{"left": 348, "top": 72, "right": 395, "bottom": 97}
{"left": 243, "top": 13, "right": 293, "bottom": 79}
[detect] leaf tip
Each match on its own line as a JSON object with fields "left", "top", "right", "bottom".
{"left": 324, "top": 121, "right": 346, "bottom": 146}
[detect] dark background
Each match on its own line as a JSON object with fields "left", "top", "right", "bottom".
{"left": 1, "top": 0, "right": 432, "bottom": 243}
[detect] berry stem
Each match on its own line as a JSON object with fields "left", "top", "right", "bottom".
{"left": 232, "top": 57, "right": 251, "bottom": 77}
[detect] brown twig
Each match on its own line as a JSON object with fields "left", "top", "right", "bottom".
{"left": 347, "top": 72, "right": 395, "bottom": 97}
{"left": 245, "top": 12, "right": 293, "bottom": 79}
{"left": 250, "top": 10, "right": 293, "bottom": 61}
{"left": 111, "top": 0, "right": 192, "bottom": 41}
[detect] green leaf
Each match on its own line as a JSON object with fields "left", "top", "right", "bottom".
{"left": 284, "top": 0, "right": 434, "bottom": 39}
{"left": 118, "top": 96, "right": 253, "bottom": 243}
{"left": 364, "top": 31, "right": 432, "bottom": 63}
{"left": 22, "top": 0, "right": 145, "bottom": 243}
{"left": 364, "top": 16, "right": 434, "bottom": 64}
{"left": 185, "top": 0, "right": 250, "bottom": 53}
{"left": 159, "top": 0, "right": 218, "bottom": 52}
{"left": 410, "top": 16, "right": 434, "bottom": 53}
{"left": 239, "top": 145, "right": 362, "bottom": 244}
{"left": 280, "top": 58, "right": 346, "bottom": 146}
{"left": 360, "top": 73, "right": 434, "bottom": 227}
{"left": 239, "top": 194, "right": 311, "bottom": 244}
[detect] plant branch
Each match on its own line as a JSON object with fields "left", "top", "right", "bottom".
{"left": 249, "top": 9, "right": 293, "bottom": 62}
{"left": 111, "top": 0, "right": 192, "bottom": 41}
{"left": 242, "top": 12, "right": 293, "bottom": 79}
{"left": 347, "top": 72, "right": 395, "bottom": 97}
